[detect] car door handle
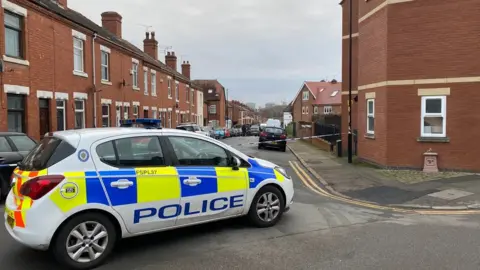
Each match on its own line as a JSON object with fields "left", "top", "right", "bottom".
{"left": 183, "top": 178, "right": 202, "bottom": 186}
{"left": 110, "top": 179, "right": 134, "bottom": 189}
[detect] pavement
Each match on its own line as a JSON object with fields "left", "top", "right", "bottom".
{"left": 288, "top": 139, "right": 480, "bottom": 209}
{"left": 2, "top": 136, "right": 480, "bottom": 269}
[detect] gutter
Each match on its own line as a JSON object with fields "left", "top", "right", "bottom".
{"left": 92, "top": 33, "right": 98, "bottom": 127}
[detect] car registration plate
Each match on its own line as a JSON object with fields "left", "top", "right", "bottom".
{"left": 271, "top": 141, "right": 277, "bottom": 145}
{"left": 5, "top": 209, "right": 14, "bottom": 228}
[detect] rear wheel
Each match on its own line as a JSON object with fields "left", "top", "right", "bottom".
{"left": 258, "top": 143, "right": 263, "bottom": 149}
{"left": 281, "top": 145, "right": 286, "bottom": 152}
{"left": 0, "top": 172, "right": 10, "bottom": 201}
{"left": 51, "top": 212, "right": 117, "bottom": 270}
{"left": 247, "top": 186, "right": 285, "bottom": 228}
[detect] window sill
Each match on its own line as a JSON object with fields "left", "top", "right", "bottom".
{"left": 101, "top": 80, "right": 112, "bottom": 85}
{"left": 168, "top": 96, "right": 173, "bottom": 99}
{"left": 3, "top": 55, "right": 29, "bottom": 66}
{"left": 151, "top": 94, "right": 157, "bottom": 97}
{"left": 133, "top": 87, "right": 140, "bottom": 91}
{"left": 364, "top": 133, "right": 375, "bottom": 139}
{"left": 144, "top": 92, "right": 149, "bottom": 96}
{"left": 73, "top": 70, "right": 88, "bottom": 78}
{"left": 417, "top": 136, "right": 450, "bottom": 143}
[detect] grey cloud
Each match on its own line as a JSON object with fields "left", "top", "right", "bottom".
{"left": 68, "top": 0, "right": 341, "bottom": 105}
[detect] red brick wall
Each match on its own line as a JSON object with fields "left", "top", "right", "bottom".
{"left": 0, "top": 1, "right": 197, "bottom": 140}
{"left": 292, "top": 85, "right": 313, "bottom": 123}
{"left": 343, "top": 0, "right": 480, "bottom": 171}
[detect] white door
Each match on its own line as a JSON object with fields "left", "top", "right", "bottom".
{"left": 164, "top": 135, "right": 248, "bottom": 226}
{"left": 91, "top": 134, "right": 180, "bottom": 234}
{"left": 116, "top": 106, "right": 121, "bottom": 127}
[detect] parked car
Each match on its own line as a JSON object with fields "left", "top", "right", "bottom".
{"left": 202, "top": 126, "right": 215, "bottom": 138}
{"left": 250, "top": 125, "right": 260, "bottom": 136}
{"left": 0, "top": 132, "right": 37, "bottom": 199}
{"left": 258, "top": 126, "right": 287, "bottom": 152}
{"left": 176, "top": 123, "right": 208, "bottom": 136}
{"left": 214, "top": 128, "right": 225, "bottom": 139}
{"left": 224, "top": 129, "right": 231, "bottom": 138}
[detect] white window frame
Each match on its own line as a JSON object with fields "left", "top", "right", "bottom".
{"left": 56, "top": 100, "right": 66, "bottom": 131}
{"left": 100, "top": 50, "right": 110, "bottom": 82}
{"left": 152, "top": 110, "right": 157, "bottom": 119}
{"left": 366, "top": 99, "right": 375, "bottom": 134}
{"left": 74, "top": 99, "right": 85, "bottom": 129}
{"left": 186, "top": 87, "right": 189, "bottom": 103}
{"left": 116, "top": 105, "right": 121, "bottom": 127}
{"left": 302, "top": 106, "right": 305, "bottom": 114}
{"left": 133, "top": 105, "right": 139, "bottom": 118}
{"left": 302, "top": 91, "right": 309, "bottom": 101}
{"left": 306, "top": 106, "right": 309, "bottom": 114}
{"left": 209, "top": 105, "right": 216, "bottom": 114}
{"left": 132, "top": 63, "right": 139, "bottom": 89}
{"left": 144, "top": 70, "right": 148, "bottom": 95}
{"left": 324, "top": 105, "right": 333, "bottom": 114}
{"left": 73, "top": 37, "right": 84, "bottom": 72}
{"left": 102, "top": 104, "right": 110, "bottom": 127}
{"left": 123, "top": 106, "right": 129, "bottom": 120}
{"left": 168, "top": 111, "right": 172, "bottom": 128}
{"left": 168, "top": 80, "right": 172, "bottom": 98}
{"left": 421, "top": 96, "right": 446, "bottom": 137}
{"left": 314, "top": 106, "right": 318, "bottom": 114}
{"left": 151, "top": 72, "right": 157, "bottom": 96}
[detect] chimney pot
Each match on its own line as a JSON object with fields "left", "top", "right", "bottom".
{"left": 181, "top": 59, "right": 191, "bottom": 79}
{"left": 101, "top": 11, "right": 123, "bottom": 38}
{"left": 151, "top": 31, "right": 155, "bottom": 39}
{"left": 165, "top": 51, "right": 178, "bottom": 71}
{"left": 145, "top": 32, "right": 149, "bottom": 39}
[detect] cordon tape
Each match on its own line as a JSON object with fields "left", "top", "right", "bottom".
{"left": 218, "top": 133, "right": 345, "bottom": 146}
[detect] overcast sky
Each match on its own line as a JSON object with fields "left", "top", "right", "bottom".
{"left": 69, "top": 0, "right": 342, "bottom": 107}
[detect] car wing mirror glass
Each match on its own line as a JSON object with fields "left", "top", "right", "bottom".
{"left": 232, "top": 156, "right": 241, "bottom": 170}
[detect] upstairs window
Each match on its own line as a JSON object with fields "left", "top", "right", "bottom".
{"left": 132, "top": 63, "right": 139, "bottom": 88}
{"left": 168, "top": 80, "right": 172, "bottom": 98}
{"left": 175, "top": 83, "right": 179, "bottom": 101}
{"left": 73, "top": 37, "right": 84, "bottom": 72}
{"left": 324, "top": 106, "right": 333, "bottom": 114}
{"left": 101, "top": 50, "right": 110, "bottom": 81}
{"left": 151, "top": 72, "right": 157, "bottom": 96}
{"left": 4, "top": 11, "right": 23, "bottom": 58}
{"left": 144, "top": 70, "right": 148, "bottom": 95}
{"left": 302, "top": 91, "right": 309, "bottom": 101}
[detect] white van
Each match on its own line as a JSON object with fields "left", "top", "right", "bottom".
{"left": 266, "top": 119, "right": 281, "bottom": 128}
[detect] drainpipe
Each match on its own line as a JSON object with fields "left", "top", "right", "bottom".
{"left": 92, "top": 33, "right": 98, "bottom": 128}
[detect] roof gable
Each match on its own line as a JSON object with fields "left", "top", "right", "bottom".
{"left": 292, "top": 81, "right": 317, "bottom": 103}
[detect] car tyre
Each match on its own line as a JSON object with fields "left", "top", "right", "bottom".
{"left": 248, "top": 185, "right": 285, "bottom": 228}
{"left": 51, "top": 212, "right": 117, "bottom": 270}
{"left": 0, "top": 173, "right": 8, "bottom": 201}
{"left": 281, "top": 146, "right": 286, "bottom": 152}
{"left": 258, "top": 143, "right": 262, "bottom": 149}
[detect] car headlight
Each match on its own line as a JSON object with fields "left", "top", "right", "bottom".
{"left": 275, "top": 166, "right": 289, "bottom": 179}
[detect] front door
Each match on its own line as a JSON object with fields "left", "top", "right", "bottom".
{"left": 164, "top": 135, "right": 248, "bottom": 226}
{"left": 92, "top": 135, "right": 179, "bottom": 234}
{"left": 39, "top": 98, "right": 50, "bottom": 138}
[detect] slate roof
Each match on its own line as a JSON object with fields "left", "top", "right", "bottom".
{"left": 32, "top": 0, "right": 201, "bottom": 89}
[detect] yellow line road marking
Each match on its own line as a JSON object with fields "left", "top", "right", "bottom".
{"left": 289, "top": 160, "right": 480, "bottom": 215}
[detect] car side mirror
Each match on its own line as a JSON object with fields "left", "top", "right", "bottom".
{"left": 232, "top": 156, "right": 241, "bottom": 170}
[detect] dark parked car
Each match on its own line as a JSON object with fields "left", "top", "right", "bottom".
{"left": 258, "top": 127, "right": 287, "bottom": 152}
{"left": 250, "top": 125, "right": 260, "bottom": 136}
{"left": 0, "top": 132, "right": 37, "bottom": 199}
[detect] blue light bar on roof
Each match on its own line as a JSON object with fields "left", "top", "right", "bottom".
{"left": 120, "top": 118, "right": 162, "bottom": 128}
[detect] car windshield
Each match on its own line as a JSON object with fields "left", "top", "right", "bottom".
{"left": 177, "top": 125, "right": 194, "bottom": 131}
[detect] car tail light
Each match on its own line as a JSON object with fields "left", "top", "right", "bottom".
{"left": 19, "top": 175, "right": 65, "bottom": 200}
{"left": 280, "top": 134, "right": 286, "bottom": 139}
{"left": 260, "top": 132, "right": 267, "bottom": 137}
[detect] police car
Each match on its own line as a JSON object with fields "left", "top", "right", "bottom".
{"left": 4, "top": 121, "right": 294, "bottom": 269}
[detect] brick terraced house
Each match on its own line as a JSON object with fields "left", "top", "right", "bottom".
{"left": 228, "top": 100, "right": 256, "bottom": 125}
{"left": 291, "top": 80, "right": 342, "bottom": 123}
{"left": 0, "top": 0, "right": 202, "bottom": 140}
{"left": 340, "top": 0, "right": 480, "bottom": 171}
{"left": 192, "top": 79, "right": 226, "bottom": 128}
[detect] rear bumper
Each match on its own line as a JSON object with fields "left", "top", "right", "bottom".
{"left": 259, "top": 140, "right": 287, "bottom": 148}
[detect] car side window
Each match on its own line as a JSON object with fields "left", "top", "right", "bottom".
{"left": 96, "top": 136, "right": 165, "bottom": 167}
{"left": 0, "top": 137, "right": 12, "bottom": 152}
{"left": 167, "top": 136, "right": 229, "bottom": 167}
{"left": 9, "top": 135, "right": 36, "bottom": 151}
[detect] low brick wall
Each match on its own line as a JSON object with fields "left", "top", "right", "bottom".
{"left": 303, "top": 137, "right": 333, "bottom": 152}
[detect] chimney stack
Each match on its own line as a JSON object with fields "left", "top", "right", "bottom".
{"left": 101, "top": 11, "right": 122, "bottom": 38}
{"left": 165, "top": 51, "right": 177, "bottom": 71}
{"left": 143, "top": 31, "right": 158, "bottom": 60}
{"left": 181, "top": 61, "right": 191, "bottom": 79}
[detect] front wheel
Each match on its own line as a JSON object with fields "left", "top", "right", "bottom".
{"left": 247, "top": 186, "right": 285, "bottom": 228}
{"left": 51, "top": 212, "right": 117, "bottom": 270}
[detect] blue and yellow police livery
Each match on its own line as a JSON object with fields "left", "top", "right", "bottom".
{"left": 5, "top": 127, "right": 294, "bottom": 269}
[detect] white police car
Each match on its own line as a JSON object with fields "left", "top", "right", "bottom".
{"left": 4, "top": 124, "right": 294, "bottom": 269}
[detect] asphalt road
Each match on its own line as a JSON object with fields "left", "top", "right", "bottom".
{"left": 2, "top": 136, "right": 480, "bottom": 269}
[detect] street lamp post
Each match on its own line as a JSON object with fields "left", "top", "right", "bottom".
{"left": 347, "top": 0, "right": 353, "bottom": 163}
